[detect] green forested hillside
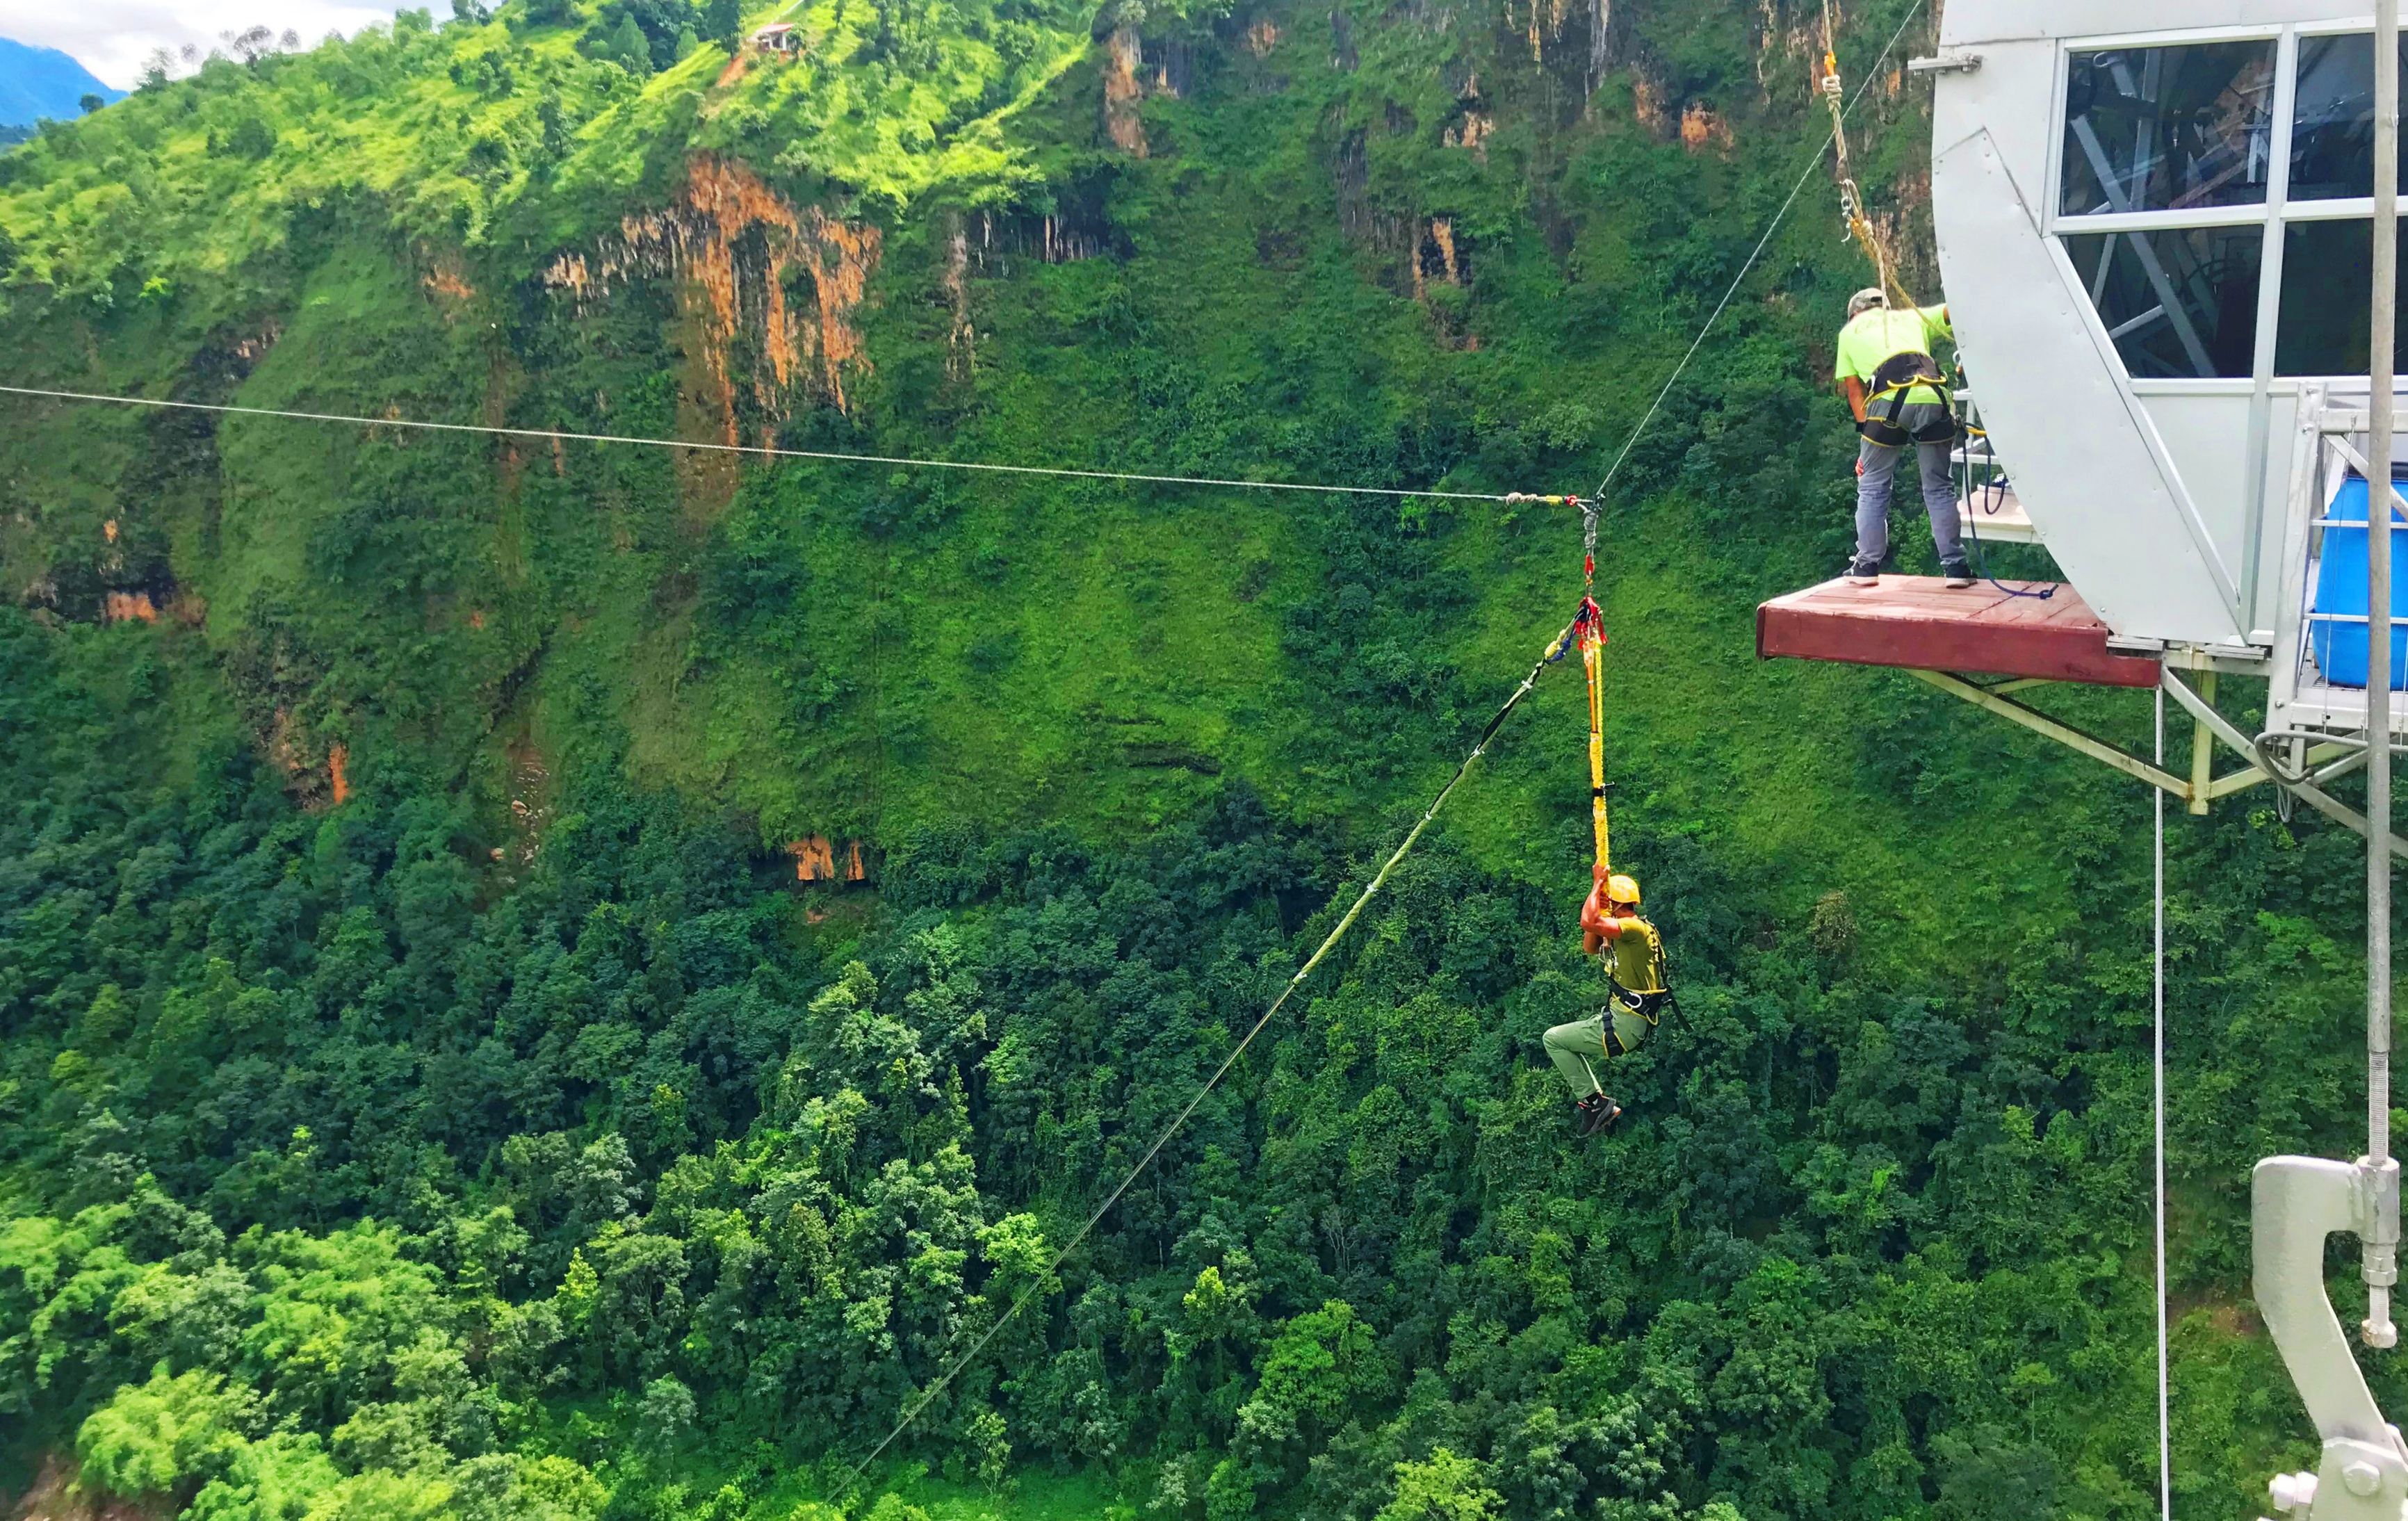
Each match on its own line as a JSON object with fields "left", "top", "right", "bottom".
{"left": 0, "top": 1, "right": 2392, "bottom": 1518}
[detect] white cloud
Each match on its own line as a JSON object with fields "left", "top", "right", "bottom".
{"left": 2, "top": 1, "right": 416, "bottom": 91}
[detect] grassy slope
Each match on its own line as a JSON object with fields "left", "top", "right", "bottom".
{"left": 1, "top": 0, "right": 2051, "bottom": 932}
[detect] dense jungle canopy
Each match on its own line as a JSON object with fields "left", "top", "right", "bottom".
{"left": 0, "top": 0, "right": 2393, "bottom": 1516}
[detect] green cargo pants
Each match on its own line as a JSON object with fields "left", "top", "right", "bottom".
{"left": 1543, "top": 1004, "right": 1650, "bottom": 1099}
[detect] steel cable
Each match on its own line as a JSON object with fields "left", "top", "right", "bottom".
{"left": 0, "top": 384, "right": 1511, "bottom": 504}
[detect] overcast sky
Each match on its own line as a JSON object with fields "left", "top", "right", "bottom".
{"left": 6, "top": 1, "right": 412, "bottom": 91}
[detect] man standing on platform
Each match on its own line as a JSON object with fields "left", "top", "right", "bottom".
{"left": 1835, "top": 287, "right": 1972, "bottom": 589}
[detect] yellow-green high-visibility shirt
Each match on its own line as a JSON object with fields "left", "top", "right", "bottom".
{"left": 1603, "top": 916, "right": 1666, "bottom": 995}
{"left": 1835, "top": 305, "right": 1953, "bottom": 408}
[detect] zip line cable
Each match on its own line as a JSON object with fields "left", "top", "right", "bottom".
{"left": 1588, "top": 0, "right": 1923, "bottom": 505}
{"left": 840, "top": 619, "right": 1577, "bottom": 1490}
{"left": 0, "top": 385, "right": 1512, "bottom": 504}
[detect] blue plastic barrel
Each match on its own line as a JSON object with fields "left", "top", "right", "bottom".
{"left": 2311, "top": 469, "right": 2408, "bottom": 690}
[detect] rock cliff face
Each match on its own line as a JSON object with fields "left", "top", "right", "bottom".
{"left": 544, "top": 156, "right": 882, "bottom": 430}
{"left": 1102, "top": 24, "right": 1149, "bottom": 155}
{"left": 0, "top": 0, "right": 1949, "bottom": 848}
{"left": 0, "top": 0, "right": 1953, "bottom": 845}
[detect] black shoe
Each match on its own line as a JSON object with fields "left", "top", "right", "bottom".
{"left": 1942, "top": 560, "right": 1976, "bottom": 587}
{"left": 1575, "top": 1093, "right": 1622, "bottom": 1137}
{"left": 1844, "top": 559, "right": 1880, "bottom": 587}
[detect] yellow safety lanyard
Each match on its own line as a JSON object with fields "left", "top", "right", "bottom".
{"left": 1525, "top": 496, "right": 1679, "bottom": 1030}
{"left": 1575, "top": 500, "right": 1609, "bottom": 875}
{"left": 1523, "top": 493, "right": 1617, "bottom": 897}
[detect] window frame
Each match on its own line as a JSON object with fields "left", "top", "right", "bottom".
{"left": 2048, "top": 30, "right": 2285, "bottom": 237}
{"left": 2040, "top": 24, "right": 2408, "bottom": 388}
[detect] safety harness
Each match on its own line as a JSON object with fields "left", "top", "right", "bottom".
{"left": 1601, "top": 935, "right": 1675, "bottom": 1056}
{"left": 1519, "top": 495, "right": 1687, "bottom": 1059}
{"left": 1855, "top": 309, "right": 1959, "bottom": 448}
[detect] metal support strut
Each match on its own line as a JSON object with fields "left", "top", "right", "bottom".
{"left": 2366, "top": 0, "right": 2402, "bottom": 1353}
{"left": 1903, "top": 667, "right": 2408, "bottom": 856}
{"left": 2256, "top": 8, "right": 2404, "bottom": 1515}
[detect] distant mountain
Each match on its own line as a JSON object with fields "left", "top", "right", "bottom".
{"left": 0, "top": 38, "right": 120, "bottom": 127}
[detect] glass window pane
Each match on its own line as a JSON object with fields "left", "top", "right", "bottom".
{"left": 2276, "top": 219, "right": 2408, "bottom": 375}
{"left": 2290, "top": 31, "right": 2408, "bottom": 200}
{"left": 2061, "top": 42, "right": 2277, "bottom": 216}
{"left": 2062, "top": 225, "right": 2263, "bottom": 378}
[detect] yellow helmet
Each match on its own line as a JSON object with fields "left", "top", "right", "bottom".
{"left": 1606, "top": 874, "right": 1641, "bottom": 905}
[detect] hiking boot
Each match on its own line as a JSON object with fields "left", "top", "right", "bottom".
{"left": 1942, "top": 560, "right": 1976, "bottom": 588}
{"left": 1844, "top": 559, "right": 1880, "bottom": 587}
{"left": 1575, "top": 1093, "right": 1622, "bottom": 1137}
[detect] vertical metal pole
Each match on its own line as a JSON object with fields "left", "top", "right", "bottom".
{"left": 2154, "top": 684, "right": 2172, "bottom": 1521}
{"left": 2188, "top": 671, "right": 2216, "bottom": 816}
{"left": 2366, "top": 0, "right": 2402, "bottom": 1351}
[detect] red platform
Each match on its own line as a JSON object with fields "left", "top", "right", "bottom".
{"left": 1756, "top": 576, "right": 2161, "bottom": 688}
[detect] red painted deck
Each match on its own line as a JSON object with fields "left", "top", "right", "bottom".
{"left": 1756, "top": 576, "right": 2161, "bottom": 688}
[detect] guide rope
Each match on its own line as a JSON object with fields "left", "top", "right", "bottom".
{"left": 1820, "top": 0, "right": 1914, "bottom": 311}
{"left": 840, "top": 611, "right": 1581, "bottom": 1490}
{"left": 0, "top": 384, "right": 1514, "bottom": 504}
{"left": 1957, "top": 417, "right": 2056, "bottom": 601}
{"left": 1588, "top": 0, "right": 1923, "bottom": 505}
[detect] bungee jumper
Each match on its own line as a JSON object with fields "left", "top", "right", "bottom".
{"left": 1544, "top": 864, "right": 1670, "bottom": 1137}
{"left": 1531, "top": 521, "right": 1673, "bottom": 1139}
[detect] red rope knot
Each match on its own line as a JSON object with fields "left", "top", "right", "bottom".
{"left": 1572, "top": 595, "right": 1606, "bottom": 647}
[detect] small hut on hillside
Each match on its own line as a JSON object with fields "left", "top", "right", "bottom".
{"left": 749, "top": 22, "right": 802, "bottom": 55}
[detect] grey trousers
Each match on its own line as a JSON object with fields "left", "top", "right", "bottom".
{"left": 1543, "top": 1007, "right": 1650, "bottom": 1099}
{"left": 1855, "top": 404, "right": 1962, "bottom": 566}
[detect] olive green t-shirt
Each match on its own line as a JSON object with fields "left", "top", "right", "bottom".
{"left": 1604, "top": 916, "right": 1666, "bottom": 995}
{"left": 1835, "top": 305, "right": 1953, "bottom": 407}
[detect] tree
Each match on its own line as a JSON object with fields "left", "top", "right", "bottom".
{"left": 635, "top": 1376, "right": 694, "bottom": 1466}
{"left": 220, "top": 26, "right": 281, "bottom": 64}
{"left": 1237, "top": 1301, "right": 1385, "bottom": 1449}
{"left": 704, "top": 0, "right": 743, "bottom": 48}
{"left": 78, "top": 1368, "right": 255, "bottom": 1500}
{"left": 1376, "top": 1450, "right": 1504, "bottom": 1521}
{"left": 605, "top": 14, "right": 652, "bottom": 74}
{"left": 79, "top": 95, "right": 106, "bottom": 115}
